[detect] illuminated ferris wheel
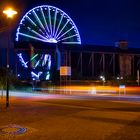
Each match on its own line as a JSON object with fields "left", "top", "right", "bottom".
{"left": 16, "top": 5, "right": 81, "bottom": 44}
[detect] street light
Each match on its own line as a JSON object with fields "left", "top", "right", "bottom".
{"left": 3, "top": 7, "right": 17, "bottom": 108}
{"left": 3, "top": 8, "right": 17, "bottom": 18}
{"left": 117, "top": 76, "right": 123, "bottom": 85}
{"left": 100, "top": 75, "right": 105, "bottom": 86}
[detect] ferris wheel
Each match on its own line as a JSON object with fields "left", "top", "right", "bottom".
{"left": 16, "top": 5, "right": 81, "bottom": 44}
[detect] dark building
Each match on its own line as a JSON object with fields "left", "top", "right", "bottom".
{"left": 1, "top": 41, "right": 140, "bottom": 82}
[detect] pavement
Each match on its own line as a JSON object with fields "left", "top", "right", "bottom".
{"left": 0, "top": 90, "right": 140, "bottom": 140}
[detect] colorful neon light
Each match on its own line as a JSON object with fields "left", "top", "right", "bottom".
{"left": 31, "top": 71, "right": 43, "bottom": 80}
{"left": 17, "top": 53, "right": 28, "bottom": 68}
{"left": 17, "top": 52, "right": 51, "bottom": 80}
{"left": 46, "top": 72, "right": 50, "bottom": 80}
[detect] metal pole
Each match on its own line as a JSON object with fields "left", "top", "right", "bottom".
{"left": 80, "top": 52, "right": 82, "bottom": 76}
{"left": 137, "top": 69, "right": 139, "bottom": 86}
{"left": 132, "top": 55, "right": 134, "bottom": 76}
{"left": 6, "top": 20, "right": 11, "bottom": 108}
{"left": 6, "top": 65, "right": 9, "bottom": 108}
{"left": 113, "top": 53, "right": 115, "bottom": 76}
{"left": 103, "top": 53, "right": 105, "bottom": 75}
{"left": 3, "top": 8, "right": 17, "bottom": 108}
{"left": 92, "top": 53, "right": 94, "bottom": 77}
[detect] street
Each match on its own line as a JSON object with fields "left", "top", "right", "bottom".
{"left": 0, "top": 91, "right": 140, "bottom": 140}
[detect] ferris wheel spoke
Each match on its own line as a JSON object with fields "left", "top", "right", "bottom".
{"left": 32, "top": 10, "right": 46, "bottom": 32}
{"left": 56, "top": 26, "right": 74, "bottom": 40}
{"left": 53, "top": 9, "right": 57, "bottom": 37}
{"left": 26, "top": 15, "right": 37, "bottom": 27}
{"left": 25, "top": 15, "right": 45, "bottom": 36}
{"left": 62, "top": 41, "right": 81, "bottom": 44}
{"left": 18, "top": 32, "right": 48, "bottom": 42}
{"left": 48, "top": 7, "right": 53, "bottom": 36}
{"left": 54, "top": 13, "right": 64, "bottom": 38}
{"left": 58, "top": 34, "right": 78, "bottom": 42}
{"left": 31, "top": 30, "right": 48, "bottom": 40}
{"left": 26, "top": 27, "right": 48, "bottom": 40}
{"left": 56, "top": 20, "right": 70, "bottom": 39}
{"left": 38, "top": 29, "right": 49, "bottom": 38}
{"left": 40, "top": 7, "right": 50, "bottom": 34}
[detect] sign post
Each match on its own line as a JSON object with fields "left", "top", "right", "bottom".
{"left": 119, "top": 85, "right": 126, "bottom": 95}
{"left": 60, "top": 66, "right": 71, "bottom": 76}
{"left": 60, "top": 66, "right": 71, "bottom": 94}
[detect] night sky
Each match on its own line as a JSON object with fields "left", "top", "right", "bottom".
{"left": 1, "top": 0, "right": 140, "bottom": 48}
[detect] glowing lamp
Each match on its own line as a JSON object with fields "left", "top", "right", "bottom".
{"left": 3, "top": 8, "right": 17, "bottom": 18}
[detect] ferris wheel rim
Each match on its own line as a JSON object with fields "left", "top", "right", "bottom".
{"left": 16, "top": 5, "right": 81, "bottom": 45}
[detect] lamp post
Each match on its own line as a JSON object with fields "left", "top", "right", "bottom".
{"left": 3, "top": 7, "right": 17, "bottom": 108}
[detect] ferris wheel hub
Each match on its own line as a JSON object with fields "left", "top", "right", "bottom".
{"left": 46, "top": 38, "right": 57, "bottom": 43}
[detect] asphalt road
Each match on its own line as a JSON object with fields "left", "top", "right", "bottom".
{"left": 0, "top": 91, "right": 140, "bottom": 140}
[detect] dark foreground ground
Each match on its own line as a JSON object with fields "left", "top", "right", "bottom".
{"left": 0, "top": 92, "right": 140, "bottom": 140}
